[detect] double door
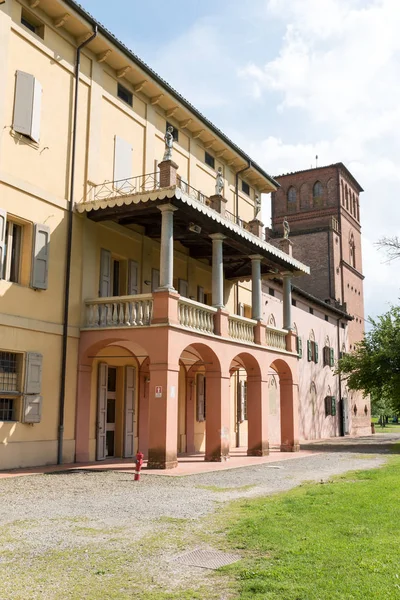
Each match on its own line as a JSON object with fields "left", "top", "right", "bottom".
{"left": 96, "top": 364, "right": 136, "bottom": 460}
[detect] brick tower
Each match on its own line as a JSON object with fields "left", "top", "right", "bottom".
{"left": 270, "top": 163, "right": 370, "bottom": 435}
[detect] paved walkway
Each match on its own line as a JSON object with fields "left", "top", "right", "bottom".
{"left": 300, "top": 432, "right": 400, "bottom": 453}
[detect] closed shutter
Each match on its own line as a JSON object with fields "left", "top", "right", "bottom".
{"left": 178, "top": 279, "right": 188, "bottom": 297}
{"left": 96, "top": 363, "right": 107, "bottom": 460}
{"left": 124, "top": 366, "right": 136, "bottom": 457}
{"left": 238, "top": 302, "right": 244, "bottom": 316}
{"left": 0, "top": 208, "right": 6, "bottom": 278}
{"left": 22, "top": 352, "right": 43, "bottom": 423}
{"left": 331, "top": 396, "right": 337, "bottom": 416}
{"left": 31, "top": 224, "right": 50, "bottom": 290}
{"left": 324, "top": 396, "right": 330, "bottom": 417}
{"left": 314, "top": 342, "right": 319, "bottom": 364}
{"left": 128, "top": 260, "right": 139, "bottom": 295}
{"left": 99, "top": 249, "right": 111, "bottom": 297}
{"left": 297, "top": 336, "right": 303, "bottom": 358}
{"left": 330, "top": 347, "right": 335, "bottom": 367}
{"left": 114, "top": 136, "right": 133, "bottom": 186}
{"left": 307, "top": 340, "right": 312, "bottom": 362}
{"left": 151, "top": 268, "right": 160, "bottom": 292}
{"left": 196, "top": 373, "right": 205, "bottom": 422}
{"left": 238, "top": 380, "right": 247, "bottom": 422}
{"left": 197, "top": 286, "right": 204, "bottom": 304}
{"left": 13, "top": 71, "right": 42, "bottom": 143}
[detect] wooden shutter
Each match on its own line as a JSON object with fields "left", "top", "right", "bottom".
{"left": 324, "top": 396, "right": 330, "bottom": 417}
{"left": 13, "top": 71, "right": 42, "bottom": 143}
{"left": 196, "top": 373, "right": 205, "bottom": 422}
{"left": 330, "top": 347, "right": 335, "bottom": 367}
{"left": 124, "top": 366, "right": 136, "bottom": 457}
{"left": 96, "top": 363, "right": 107, "bottom": 461}
{"left": 307, "top": 340, "right": 312, "bottom": 362}
{"left": 297, "top": 336, "right": 303, "bottom": 358}
{"left": 22, "top": 352, "right": 43, "bottom": 423}
{"left": 31, "top": 224, "right": 50, "bottom": 290}
{"left": 238, "top": 380, "right": 247, "bottom": 422}
{"left": 128, "top": 260, "right": 139, "bottom": 295}
{"left": 0, "top": 208, "right": 6, "bottom": 278}
{"left": 314, "top": 342, "right": 319, "bottom": 364}
{"left": 151, "top": 268, "right": 160, "bottom": 292}
{"left": 331, "top": 396, "right": 337, "bottom": 416}
{"left": 197, "top": 286, "right": 204, "bottom": 304}
{"left": 114, "top": 136, "right": 133, "bottom": 185}
{"left": 99, "top": 249, "right": 111, "bottom": 297}
{"left": 178, "top": 279, "right": 188, "bottom": 297}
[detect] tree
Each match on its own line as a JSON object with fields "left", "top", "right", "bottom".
{"left": 376, "top": 236, "right": 400, "bottom": 262}
{"left": 337, "top": 305, "right": 400, "bottom": 412}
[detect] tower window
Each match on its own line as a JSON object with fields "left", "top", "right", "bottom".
{"left": 312, "top": 181, "right": 323, "bottom": 207}
{"left": 349, "top": 234, "right": 356, "bottom": 268}
{"left": 287, "top": 187, "right": 297, "bottom": 212}
{"left": 205, "top": 151, "right": 215, "bottom": 169}
{"left": 117, "top": 83, "right": 133, "bottom": 107}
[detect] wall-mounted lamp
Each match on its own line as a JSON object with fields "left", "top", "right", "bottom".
{"left": 144, "top": 280, "right": 151, "bottom": 286}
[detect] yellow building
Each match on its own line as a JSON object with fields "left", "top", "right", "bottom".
{"left": 1, "top": 0, "right": 361, "bottom": 472}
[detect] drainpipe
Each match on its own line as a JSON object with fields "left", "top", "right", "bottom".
{"left": 336, "top": 316, "right": 344, "bottom": 437}
{"left": 234, "top": 161, "right": 251, "bottom": 448}
{"left": 58, "top": 26, "right": 98, "bottom": 465}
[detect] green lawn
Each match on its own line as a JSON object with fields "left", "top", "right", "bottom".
{"left": 371, "top": 416, "right": 400, "bottom": 434}
{"left": 219, "top": 456, "right": 400, "bottom": 599}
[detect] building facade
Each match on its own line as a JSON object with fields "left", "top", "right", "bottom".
{"left": 0, "top": 0, "right": 368, "bottom": 471}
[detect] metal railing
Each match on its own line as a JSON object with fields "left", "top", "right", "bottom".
{"left": 87, "top": 172, "right": 160, "bottom": 202}
{"left": 228, "top": 314, "right": 256, "bottom": 343}
{"left": 224, "top": 209, "right": 250, "bottom": 231}
{"left": 178, "top": 297, "right": 217, "bottom": 335}
{"left": 265, "top": 325, "right": 287, "bottom": 350}
{"left": 85, "top": 294, "right": 153, "bottom": 328}
{"left": 176, "top": 176, "right": 210, "bottom": 206}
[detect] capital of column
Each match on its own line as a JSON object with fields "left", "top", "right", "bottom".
{"left": 249, "top": 254, "right": 264, "bottom": 262}
{"left": 158, "top": 203, "right": 178, "bottom": 213}
{"left": 209, "top": 233, "right": 227, "bottom": 241}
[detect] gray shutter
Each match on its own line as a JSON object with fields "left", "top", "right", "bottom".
{"left": 196, "top": 374, "right": 205, "bottom": 422}
{"left": 178, "top": 279, "right": 188, "bottom": 297}
{"left": 151, "top": 268, "right": 160, "bottom": 292}
{"left": 31, "top": 224, "right": 50, "bottom": 290}
{"left": 124, "top": 366, "right": 136, "bottom": 457}
{"left": 99, "top": 249, "right": 111, "bottom": 297}
{"left": 0, "top": 208, "right": 6, "bottom": 279}
{"left": 238, "top": 380, "right": 246, "bottom": 423}
{"left": 114, "top": 136, "right": 133, "bottom": 186}
{"left": 22, "top": 352, "right": 43, "bottom": 424}
{"left": 96, "top": 363, "right": 107, "bottom": 461}
{"left": 13, "top": 71, "right": 42, "bottom": 143}
{"left": 197, "top": 285, "right": 204, "bottom": 304}
{"left": 128, "top": 260, "right": 139, "bottom": 295}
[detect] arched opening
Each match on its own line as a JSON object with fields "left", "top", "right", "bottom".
{"left": 345, "top": 185, "right": 349, "bottom": 210}
{"left": 287, "top": 186, "right": 297, "bottom": 212}
{"left": 76, "top": 337, "right": 150, "bottom": 463}
{"left": 349, "top": 233, "right": 356, "bottom": 268}
{"left": 269, "top": 358, "right": 299, "bottom": 452}
{"left": 313, "top": 181, "right": 323, "bottom": 207}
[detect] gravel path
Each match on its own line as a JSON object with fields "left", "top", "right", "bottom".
{"left": 0, "top": 451, "right": 389, "bottom": 599}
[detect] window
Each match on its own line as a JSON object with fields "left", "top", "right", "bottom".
{"left": 241, "top": 180, "right": 250, "bottom": 196}
{"left": 205, "top": 151, "right": 215, "bottom": 169}
{"left": 287, "top": 187, "right": 297, "bottom": 212}
{"left": 21, "top": 9, "right": 44, "bottom": 39}
{"left": 196, "top": 373, "right": 206, "bottom": 422}
{"left": 307, "top": 332, "right": 318, "bottom": 363}
{"left": 238, "top": 379, "right": 247, "bottom": 422}
{"left": 345, "top": 185, "right": 349, "bottom": 210}
{"left": 325, "top": 315, "right": 329, "bottom": 322}
{"left": 2, "top": 220, "right": 22, "bottom": 283}
{"left": 117, "top": 83, "right": 133, "bottom": 107}
{"left": 112, "top": 259, "right": 121, "bottom": 297}
{"left": 325, "top": 395, "right": 337, "bottom": 417}
{"left": 166, "top": 122, "right": 179, "bottom": 142}
{"left": 292, "top": 298, "right": 297, "bottom": 307}
{"left": 0, "top": 398, "right": 15, "bottom": 421}
{"left": 309, "top": 307, "right": 314, "bottom": 315}
{"left": 13, "top": 71, "right": 42, "bottom": 143}
{"left": 197, "top": 286, "right": 205, "bottom": 304}
{"left": 312, "top": 181, "right": 323, "bottom": 207}
{"left": 0, "top": 352, "right": 22, "bottom": 422}
{"left": 268, "top": 287, "right": 275, "bottom": 297}
{"left": 349, "top": 234, "right": 356, "bottom": 268}
{"left": 323, "top": 345, "right": 335, "bottom": 367}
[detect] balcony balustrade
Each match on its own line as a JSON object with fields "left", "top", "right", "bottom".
{"left": 228, "top": 314, "right": 257, "bottom": 343}
{"left": 265, "top": 325, "right": 287, "bottom": 350}
{"left": 178, "top": 297, "right": 217, "bottom": 335}
{"left": 85, "top": 294, "right": 153, "bottom": 328}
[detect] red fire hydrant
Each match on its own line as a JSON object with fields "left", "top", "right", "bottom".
{"left": 134, "top": 451, "right": 144, "bottom": 482}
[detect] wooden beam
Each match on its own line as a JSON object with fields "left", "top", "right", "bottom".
{"left": 54, "top": 13, "right": 70, "bottom": 28}
{"left": 192, "top": 129, "right": 204, "bottom": 139}
{"left": 134, "top": 80, "right": 147, "bottom": 92}
{"left": 215, "top": 150, "right": 226, "bottom": 158}
{"left": 226, "top": 158, "right": 238, "bottom": 167}
{"left": 166, "top": 106, "right": 178, "bottom": 117}
{"left": 29, "top": 0, "right": 40, "bottom": 7}
{"left": 116, "top": 66, "right": 131, "bottom": 79}
{"left": 76, "top": 31, "right": 93, "bottom": 46}
{"left": 180, "top": 118, "right": 192, "bottom": 129}
{"left": 151, "top": 94, "right": 164, "bottom": 106}
{"left": 97, "top": 49, "right": 112, "bottom": 63}
{"left": 203, "top": 139, "right": 215, "bottom": 149}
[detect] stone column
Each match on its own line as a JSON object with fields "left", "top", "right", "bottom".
{"left": 247, "top": 375, "right": 269, "bottom": 456}
{"left": 250, "top": 255, "right": 263, "bottom": 321}
{"left": 210, "top": 233, "right": 226, "bottom": 308}
{"left": 283, "top": 274, "right": 292, "bottom": 331}
{"left": 205, "top": 371, "right": 230, "bottom": 461}
{"left": 158, "top": 204, "right": 178, "bottom": 291}
{"left": 75, "top": 364, "right": 92, "bottom": 463}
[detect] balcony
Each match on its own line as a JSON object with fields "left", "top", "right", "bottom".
{"left": 83, "top": 292, "right": 293, "bottom": 353}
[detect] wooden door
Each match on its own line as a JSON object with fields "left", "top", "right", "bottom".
{"left": 96, "top": 363, "right": 108, "bottom": 460}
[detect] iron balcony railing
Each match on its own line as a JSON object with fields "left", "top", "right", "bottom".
{"left": 88, "top": 172, "right": 160, "bottom": 202}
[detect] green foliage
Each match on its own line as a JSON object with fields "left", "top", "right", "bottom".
{"left": 221, "top": 457, "right": 400, "bottom": 599}
{"left": 337, "top": 305, "right": 400, "bottom": 411}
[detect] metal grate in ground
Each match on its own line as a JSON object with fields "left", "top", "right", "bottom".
{"left": 169, "top": 547, "right": 241, "bottom": 570}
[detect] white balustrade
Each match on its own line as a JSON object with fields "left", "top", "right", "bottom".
{"left": 228, "top": 315, "right": 256, "bottom": 343}
{"left": 85, "top": 294, "right": 153, "bottom": 329}
{"left": 178, "top": 298, "right": 217, "bottom": 335}
{"left": 265, "top": 326, "right": 287, "bottom": 350}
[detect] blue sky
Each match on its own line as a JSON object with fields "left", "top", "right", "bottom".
{"left": 79, "top": 0, "right": 400, "bottom": 322}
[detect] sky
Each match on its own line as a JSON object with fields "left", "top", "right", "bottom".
{"left": 79, "top": 0, "right": 400, "bottom": 323}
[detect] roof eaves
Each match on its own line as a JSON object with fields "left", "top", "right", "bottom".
{"left": 62, "top": 0, "right": 279, "bottom": 190}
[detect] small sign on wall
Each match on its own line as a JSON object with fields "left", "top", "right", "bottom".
{"left": 155, "top": 386, "right": 162, "bottom": 398}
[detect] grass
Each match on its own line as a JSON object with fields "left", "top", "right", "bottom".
{"left": 218, "top": 456, "right": 400, "bottom": 599}
{"left": 371, "top": 416, "right": 400, "bottom": 434}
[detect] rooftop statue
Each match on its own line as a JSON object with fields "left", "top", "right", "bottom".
{"left": 163, "top": 125, "right": 174, "bottom": 161}
{"left": 254, "top": 194, "right": 262, "bottom": 220}
{"left": 215, "top": 167, "right": 224, "bottom": 196}
{"left": 283, "top": 216, "right": 290, "bottom": 239}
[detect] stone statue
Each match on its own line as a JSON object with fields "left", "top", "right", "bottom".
{"left": 162, "top": 125, "right": 174, "bottom": 161}
{"left": 254, "top": 194, "right": 262, "bottom": 220}
{"left": 215, "top": 167, "right": 224, "bottom": 196}
{"left": 283, "top": 216, "right": 290, "bottom": 239}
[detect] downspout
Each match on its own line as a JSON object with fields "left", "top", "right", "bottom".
{"left": 58, "top": 26, "right": 98, "bottom": 465}
{"left": 234, "top": 161, "right": 251, "bottom": 448}
{"left": 336, "top": 316, "right": 344, "bottom": 437}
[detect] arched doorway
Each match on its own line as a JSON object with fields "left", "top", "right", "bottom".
{"left": 269, "top": 358, "right": 299, "bottom": 452}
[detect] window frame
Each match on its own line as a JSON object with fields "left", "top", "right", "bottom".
{"left": 204, "top": 151, "right": 215, "bottom": 169}
{"left": 287, "top": 186, "right": 297, "bottom": 212}
{"left": 241, "top": 180, "right": 250, "bottom": 196}
{"left": 2, "top": 220, "right": 22, "bottom": 283}
{"left": 20, "top": 9, "right": 45, "bottom": 39}
{"left": 0, "top": 351, "right": 24, "bottom": 422}
{"left": 117, "top": 83, "right": 133, "bottom": 107}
